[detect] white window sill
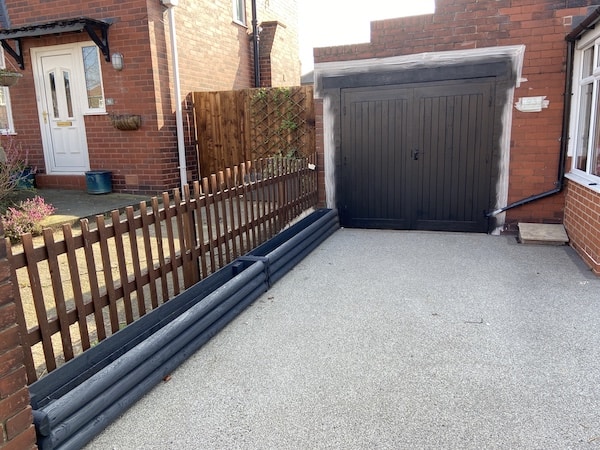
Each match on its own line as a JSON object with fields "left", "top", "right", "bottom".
{"left": 565, "top": 171, "right": 600, "bottom": 195}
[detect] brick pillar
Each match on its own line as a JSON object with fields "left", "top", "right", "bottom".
{"left": 0, "top": 223, "right": 36, "bottom": 450}
{"left": 259, "top": 21, "right": 278, "bottom": 87}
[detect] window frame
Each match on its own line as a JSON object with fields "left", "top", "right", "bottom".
{"left": 0, "top": 49, "right": 16, "bottom": 134}
{"left": 568, "top": 28, "right": 600, "bottom": 190}
{"left": 233, "top": 0, "right": 247, "bottom": 26}
{"left": 78, "top": 43, "right": 106, "bottom": 115}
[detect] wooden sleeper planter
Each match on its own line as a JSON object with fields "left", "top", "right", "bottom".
{"left": 29, "top": 209, "right": 339, "bottom": 450}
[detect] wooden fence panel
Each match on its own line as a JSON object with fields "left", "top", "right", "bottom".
{"left": 162, "top": 191, "right": 180, "bottom": 297}
{"left": 96, "top": 216, "right": 119, "bottom": 334}
{"left": 195, "top": 90, "right": 249, "bottom": 177}
{"left": 194, "top": 86, "right": 314, "bottom": 179}
{"left": 9, "top": 155, "right": 317, "bottom": 383}
{"left": 41, "top": 229, "right": 74, "bottom": 362}
{"left": 139, "top": 203, "right": 160, "bottom": 309}
{"left": 111, "top": 210, "right": 134, "bottom": 324}
{"left": 62, "top": 224, "right": 90, "bottom": 351}
{"left": 150, "top": 197, "right": 170, "bottom": 304}
{"left": 21, "top": 234, "right": 56, "bottom": 373}
{"left": 191, "top": 182, "right": 209, "bottom": 280}
{"left": 81, "top": 220, "right": 106, "bottom": 342}
{"left": 249, "top": 87, "right": 315, "bottom": 163}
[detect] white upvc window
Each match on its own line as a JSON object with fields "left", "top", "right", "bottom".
{"left": 80, "top": 44, "right": 105, "bottom": 114}
{"left": 570, "top": 29, "right": 600, "bottom": 186}
{"left": 233, "top": 0, "right": 246, "bottom": 26}
{"left": 0, "top": 49, "right": 16, "bottom": 134}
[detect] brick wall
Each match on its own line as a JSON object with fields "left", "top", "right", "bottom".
{"left": 257, "top": 0, "right": 300, "bottom": 87}
{"left": 259, "top": 22, "right": 277, "bottom": 87}
{"left": 4, "top": 0, "right": 299, "bottom": 194}
{"left": 564, "top": 180, "right": 600, "bottom": 275}
{"left": 173, "top": 0, "right": 299, "bottom": 91}
{"left": 313, "top": 0, "right": 596, "bottom": 226}
{"left": 260, "top": 21, "right": 301, "bottom": 87}
{"left": 0, "top": 223, "right": 36, "bottom": 450}
{"left": 5, "top": 0, "right": 180, "bottom": 194}
{"left": 174, "top": 0, "right": 253, "bottom": 92}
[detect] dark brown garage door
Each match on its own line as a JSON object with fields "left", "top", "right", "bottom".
{"left": 340, "top": 78, "right": 496, "bottom": 232}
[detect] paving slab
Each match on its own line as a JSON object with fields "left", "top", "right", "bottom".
{"left": 27, "top": 188, "right": 153, "bottom": 229}
{"left": 518, "top": 222, "right": 569, "bottom": 245}
{"left": 85, "top": 229, "right": 600, "bottom": 449}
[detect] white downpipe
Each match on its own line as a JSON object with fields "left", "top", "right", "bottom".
{"left": 165, "top": 2, "right": 187, "bottom": 187}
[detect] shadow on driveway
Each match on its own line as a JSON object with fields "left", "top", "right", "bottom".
{"left": 27, "top": 188, "right": 153, "bottom": 229}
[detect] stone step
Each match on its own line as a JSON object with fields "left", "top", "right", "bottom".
{"left": 518, "top": 222, "right": 569, "bottom": 245}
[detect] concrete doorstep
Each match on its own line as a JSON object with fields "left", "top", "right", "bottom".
{"left": 518, "top": 222, "right": 570, "bottom": 245}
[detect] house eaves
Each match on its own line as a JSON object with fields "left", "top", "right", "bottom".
{"left": 566, "top": 6, "right": 600, "bottom": 42}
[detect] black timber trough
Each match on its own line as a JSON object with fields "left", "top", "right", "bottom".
{"left": 244, "top": 207, "right": 340, "bottom": 285}
{"left": 29, "top": 208, "right": 339, "bottom": 450}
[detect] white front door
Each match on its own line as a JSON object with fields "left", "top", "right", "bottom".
{"left": 33, "top": 47, "right": 89, "bottom": 173}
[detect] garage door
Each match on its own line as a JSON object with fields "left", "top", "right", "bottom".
{"left": 340, "top": 79, "right": 496, "bottom": 232}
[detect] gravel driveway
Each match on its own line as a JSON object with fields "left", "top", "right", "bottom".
{"left": 86, "top": 229, "right": 600, "bottom": 449}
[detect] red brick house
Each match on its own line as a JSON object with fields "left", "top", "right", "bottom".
{"left": 312, "top": 0, "right": 600, "bottom": 274}
{"left": 0, "top": 0, "right": 300, "bottom": 194}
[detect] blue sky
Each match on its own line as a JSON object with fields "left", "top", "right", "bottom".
{"left": 298, "top": 0, "right": 436, "bottom": 74}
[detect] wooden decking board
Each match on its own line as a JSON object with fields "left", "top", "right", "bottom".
{"left": 518, "top": 223, "right": 569, "bottom": 245}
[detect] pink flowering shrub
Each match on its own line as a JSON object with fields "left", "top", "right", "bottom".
{"left": 2, "top": 195, "right": 56, "bottom": 242}
{"left": 0, "top": 135, "right": 36, "bottom": 203}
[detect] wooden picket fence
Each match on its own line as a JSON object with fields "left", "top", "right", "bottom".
{"left": 8, "top": 155, "right": 317, "bottom": 384}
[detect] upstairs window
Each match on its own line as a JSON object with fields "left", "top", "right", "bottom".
{"left": 233, "top": 0, "right": 246, "bottom": 26}
{"left": 571, "top": 31, "right": 600, "bottom": 182}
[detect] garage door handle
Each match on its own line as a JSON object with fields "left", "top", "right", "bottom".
{"left": 412, "top": 149, "right": 420, "bottom": 160}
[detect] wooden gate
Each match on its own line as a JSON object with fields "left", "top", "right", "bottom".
{"left": 340, "top": 79, "right": 497, "bottom": 232}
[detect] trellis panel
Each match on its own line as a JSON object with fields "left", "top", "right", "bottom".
{"left": 194, "top": 86, "right": 315, "bottom": 178}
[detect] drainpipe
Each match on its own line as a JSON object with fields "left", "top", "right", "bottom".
{"left": 486, "top": 47, "right": 572, "bottom": 215}
{"left": 251, "top": 0, "right": 260, "bottom": 87}
{"left": 162, "top": 0, "right": 188, "bottom": 188}
{"left": 486, "top": 42, "right": 573, "bottom": 217}
{"left": 487, "top": 7, "right": 600, "bottom": 217}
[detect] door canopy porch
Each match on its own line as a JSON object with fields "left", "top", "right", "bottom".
{"left": 0, "top": 17, "right": 113, "bottom": 69}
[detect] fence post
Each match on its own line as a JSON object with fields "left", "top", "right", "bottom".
{"left": 181, "top": 185, "right": 200, "bottom": 288}
{"left": 0, "top": 223, "right": 37, "bottom": 450}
